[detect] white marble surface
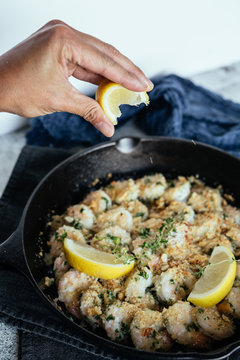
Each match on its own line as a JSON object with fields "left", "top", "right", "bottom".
{"left": 1, "top": 62, "right": 240, "bottom": 359}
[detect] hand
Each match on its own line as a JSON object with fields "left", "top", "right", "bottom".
{"left": 0, "top": 20, "right": 153, "bottom": 137}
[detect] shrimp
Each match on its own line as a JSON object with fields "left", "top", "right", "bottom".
{"left": 127, "top": 292, "right": 159, "bottom": 311}
{"left": 198, "top": 234, "right": 233, "bottom": 255}
{"left": 130, "top": 309, "right": 173, "bottom": 351}
{"left": 163, "top": 177, "right": 190, "bottom": 203}
{"left": 105, "top": 179, "right": 139, "bottom": 204}
{"left": 83, "top": 190, "right": 112, "bottom": 214}
{"left": 225, "top": 225, "right": 240, "bottom": 256}
{"left": 154, "top": 264, "right": 196, "bottom": 304}
{"left": 125, "top": 267, "right": 153, "bottom": 302}
{"left": 191, "top": 213, "right": 221, "bottom": 241}
{"left": 136, "top": 174, "right": 167, "bottom": 201}
{"left": 223, "top": 204, "right": 240, "bottom": 225}
{"left": 58, "top": 269, "right": 94, "bottom": 318}
{"left": 158, "top": 201, "right": 195, "bottom": 224}
{"left": 80, "top": 282, "right": 105, "bottom": 326}
{"left": 163, "top": 301, "right": 211, "bottom": 348}
{"left": 101, "top": 277, "right": 125, "bottom": 300}
{"left": 122, "top": 199, "right": 149, "bottom": 224}
{"left": 188, "top": 187, "right": 222, "bottom": 213}
{"left": 47, "top": 225, "right": 85, "bottom": 260}
{"left": 102, "top": 301, "right": 137, "bottom": 341}
{"left": 218, "top": 287, "right": 240, "bottom": 319}
{"left": 196, "top": 306, "right": 235, "bottom": 340}
{"left": 97, "top": 207, "right": 133, "bottom": 231}
{"left": 66, "top": 204, "right": 96, "bottom": 229}
{"left": 91, "top": 225, "right": 131, "bottom": 253}
{"left": 53, "top": 252, "right": 70, "bottom": 283}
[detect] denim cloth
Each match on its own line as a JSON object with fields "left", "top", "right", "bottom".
{"left": 27, "top": 74, "right": 240, "bottom": 157}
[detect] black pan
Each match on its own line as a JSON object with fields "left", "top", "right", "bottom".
{"left": 1, "top": 137, "right": 240, "bottom": 359}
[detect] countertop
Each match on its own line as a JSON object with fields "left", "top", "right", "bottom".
{"left": 1, "top": 62, "right": 240, "bottom": 359}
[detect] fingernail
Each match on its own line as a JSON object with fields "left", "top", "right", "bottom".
{"left": 95, "top": 120, "right": 114, "bottom": 137}
{"left": 138, "top": 78, "right": 154, "bottom": 92}
{"left": 146, "top": 79, "right": 154, "bottom": 91}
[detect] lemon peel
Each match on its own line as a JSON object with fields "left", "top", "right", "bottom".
{"left": 188, "top": 246, "right": 236, "bottom": 308}
{"left": 64, "top": 238, "right": 134, "bottom": 280}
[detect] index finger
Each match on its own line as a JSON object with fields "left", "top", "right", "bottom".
{"left": 71, "top": 40, "right": 151, "bottom": 92}
{"left": 75, "top": 32, "right": 153, "bottom": 91}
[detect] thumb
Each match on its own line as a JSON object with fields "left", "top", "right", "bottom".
{"left": 61, "top": 87, "right": 115, "bottom": 137}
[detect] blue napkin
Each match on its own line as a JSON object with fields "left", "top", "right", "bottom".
{"left": 26, "top": 74, "right": 240, "bottom": 157}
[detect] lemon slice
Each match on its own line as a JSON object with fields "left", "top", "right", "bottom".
{"left": 64, "top": 238, "right": 134, "bottom": 279}
{"left": 188, "top": 246, "right": 236, "bottom": 307}
{"left": 95, "top": 80, "right": 149, "bottom": 125}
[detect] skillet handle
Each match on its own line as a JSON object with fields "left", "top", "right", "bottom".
{"left": 0, "top": 228, "right": 31, "bottom": 280}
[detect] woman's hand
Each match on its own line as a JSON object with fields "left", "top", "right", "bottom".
{"left": 0, "top": 20, "right": 153, "bottom": 137}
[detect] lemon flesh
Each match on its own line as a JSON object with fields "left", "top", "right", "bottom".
{"left": 64, "top": 238, "right": 134, "bottom": 279}
{"left": 188, "top": 246, "right": 236, "bottom": 307}
{"left": 96, "top": 80, "right": 149, "bottom": 125}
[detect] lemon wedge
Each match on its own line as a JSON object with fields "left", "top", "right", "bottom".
{"left": 64, "top": 238, "right": 134, "bottom": 279}
{"left": 188, "top": 246, "right": 236, "bottom": 307}
{"left": 95, "top": 80, "right": 149, "bottom": 125}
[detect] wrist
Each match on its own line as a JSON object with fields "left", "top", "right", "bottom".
{"left": 0, "top": 54, "right": 19, "bottom": 114}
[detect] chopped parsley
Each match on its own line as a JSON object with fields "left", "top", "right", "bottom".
{"left": 140, "top": 228, "right": 150, "bottom": 239}
{"left": 106, "top": 290, "right": 115, "bottom": 300}
{"left": 134, "top": 212, "right": 145, "bottom": 218}
{"left": 55, "top": 231, "right": 67, "bottom": 242}
{"left": 80, "top": 207, "right": 84, "bottom": 213}
{"left": 198, "top": 308, "right": 204, "bottom": 314}
{"left": 138, "top": 269, "right": 149, "bottom": 280}
{"left": 169, "top": 279, "right": 175, "bottom": 284}
{"left": 194, "top": 265, "right": 205, "bottom": 278}
{"left": 97, "top": 293, "right": 104, "bottom": 305}
{"left": 106, "top": 314, "right": 115, "bottom": 321}
{"left": 69, "top": 218, "right": 82, "bottom": 230}
{"left": 120, "top": 322, "right": 130, "bottom": 335}
{"left": 102, "top": 196, "right": 109, "bottom": 210}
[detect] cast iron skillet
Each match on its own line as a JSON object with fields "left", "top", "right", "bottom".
{"left": 1, "top": 137, "right": 240, "bottom": 359}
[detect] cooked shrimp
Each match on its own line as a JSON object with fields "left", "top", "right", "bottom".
{"left": 163, "top": 301, "right": 211, "bottom": 348}
{"left": 188, "top": 187, "right": 222, "bottom": 213}
{"left": 47, "top": 225, "right": 85, "bottom": 259}
{"left": 125, "top": 267, "right": 153, "bottom": 302}
{"left": 66, "top": 204, "right": 96, "bottom": 229}
{"left": 163, "top": 177, "right": 190, "bottom": 203}
{"left": 223, "top": 205, "right": 240, "bottom": 225}
{"left": 154, "top": 264, "right": 195, "bottom": 304}
{"left": 53, "top": 252, "right": 70, "bottom": 283}
{"left": 158, "top": 201, "right": 195, "bottom": 223}
{"left": 191, "top": 213, "right": 220, "bottom": 241}
{"left": 91, "top": 225, "right": 131, "bottom": 253}
{"left": 58, "top": 269, "right": 94, "bottom": 318}
{"left": 198, "top": 234, "right": 233, "bottom": 255}
{"left": 225, "top": 225, "right": 240, "bottom": 256}
{"left": 218, "top": 287, "right": 240, "bottom": 319}
{"left": 80, "top": 282, "right": 105, "bottom": 326}
{"left": 105, "top": 179, "right": 139, "bottom": 204}
{"left": 102, "top": 301, "right": 137, "bottom": 341}
{"left": 127, "top": 292, "right": 159, "bottom": 310}
{"left": 136, "top": 174, "right": 167, "bottom": 201}
{"left": 130, "top": 309, "right": 173, "bottom": 351}
{"left": 122, "top": 199, "right": 149, "bottom": 224}
{"left": 196, "top": 306, "right": 235, "bottom": 340}
{"left": 83, "top": 190, "right": 112, "bottom": 214}
{"left": 101, "top": 277, "right": 125, "bottom": 300}
{"left": 97, "top": 207, "right": 133, "bottom": 231}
